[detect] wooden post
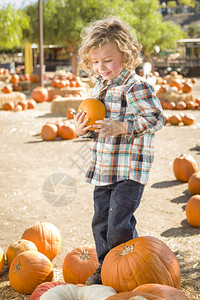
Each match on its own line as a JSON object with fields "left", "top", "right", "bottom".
{"left": 39, "top": 0, "right": 44, "bottom": 87}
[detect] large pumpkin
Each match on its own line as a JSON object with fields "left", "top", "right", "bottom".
{"left": 30, "top": 281, "right": 67, "bottom": 300}
{"left": 188, "top": 171, "right": 200, "bottom": 195}
{"left": 6, "top": 239, "right": 38, "bottom": 267}
{"left": 9, "top": 250, "right": 53, "bottom": 294}
{"left": 21, "top": 222, "right": 62, "bottom": 261}
{"left": 106, "top": 283, "right": 188, "bottom": 299}
{"left": 173, "top": 154, "right": 198, "bottom": 182}
{"left": 62, "top": 246, "right": 99, "bottom": 284}
{"left": 41, "top": 123, "right": 58, "bottom": 141}
{"left": 186, "top": 195, "right": 200, "bottom": 227}
{"left": 59, "top": 123, "right": 77, "bottom": 139}
{"left": 40, "top": 284, "right": 116, "bottom": 300}
{"left": 78, "top": 98, "right": 106, "bottom": 130}
{"left": 0, "top": 247, "right": 5, "bottom": 274}
{"left": 31, "top": 87, "right": 49, "bottom": 103}
{"left": 101, "top": 236, "right": 181, "bottom": 293}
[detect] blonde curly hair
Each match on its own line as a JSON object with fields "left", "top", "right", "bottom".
{"left": 78, "top": 17, "right": 142, "bottom": 75}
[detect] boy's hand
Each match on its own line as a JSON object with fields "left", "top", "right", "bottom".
{"left": 74, "top": 110, "right": 92, "bottom": 136}
{"left": 93, "top": 119, "right": 127, "bottom": 138}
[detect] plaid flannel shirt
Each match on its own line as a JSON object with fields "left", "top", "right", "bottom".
{"left": 81, "top": 69, "right": 165, "bottom": 186}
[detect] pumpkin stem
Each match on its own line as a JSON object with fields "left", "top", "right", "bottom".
{"left": 120, "top": 244, "right": 135, "bottom": 256}
{"left": 14, "top": 261, "right": 21, "bottom": 273}
{"left": 80, "top": 249, "right": 91, "bottom": 260}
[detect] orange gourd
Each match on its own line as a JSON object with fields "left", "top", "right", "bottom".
{"left": 17, "top": 100, "right": 28, "bottom": 110}
{"left": 169, "top": 78, "right": 182, "bottom": 91}
{"left": 173, "top": 154, "right": 198, "bottom": 182}
{"left": 101, "top": 236, "right": 181, "bottom": 293}
{"left": 188, "top": 171, "right": 200, "bottom": 195}
{"left": 62, "top": 246, "right": 99, "bottom": 284}
{"left": 59, "top": 123, "right": 77, "bottom": 139}
{"left": 41, "top": 123, "right": 58, "bottom": 141}
{"left": 182, "top": 82, "right": 192, "bottom": 93}
{"left": 170, "top": 114, "right": 182, "bottom": 125}
{"left": 9, "top": 250, "right": 53, "bottom": 294}
{"left": 3, "top": 85, "right": 13, "bottom": 93}
{"left": 27, "top": 99, "right": 37, "bottom": 109}
{"left": 6, "top": 239, "right": 38, "bottom": 267}
{"left": 0, "top": 247, "right": 5, "bottom": 274}
{"left": 78, "top": 98, "right": 106, "bottom": 130}
{"left": 66, "top": 108, "right": 76, "bottom": 119}
{"left": 21, "top": 222, "right": 62, "bottom": 261}
{"left": 31, "top": 87, "right": 49, "bottom": 103}
{"left": 106, "top": 283, "right": 188, "bottom": 299}
{"left": 186, "top": 195, "right": 200, "bottom": 227}
{"left": 176, "top": 101, "right": 186, "bottom": 110}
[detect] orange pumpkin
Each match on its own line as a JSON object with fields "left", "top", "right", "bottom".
{"left": 9, "top": 250, "right": 53, "bottom": 294}
{"left": 6, "top": 239, "right": 38, "bottom": 267}
{"left": 188, "top": 171, "right": 200, "bottom": 195}
{"left": 41, "top": 123, "right": 58, "bottom": 141}
{"left": 14, "top": 104, "right": 23, "bottom": 112}
{"left": 30, "top": 281, "right": 67, "bottom": 300}
{"left": 101, "top": 236, "right": 181, "bottom": 293}
{"left": 170, "top": 114, "right": 182, "bottom": 125}
{"left": 3, "top": 101, "right": 15, "bottom": 111}
{"left": 17, "top": 100, "right": 28, "bottom": 110}
{"left": 176, "top": 101, "right": 186, "bottom": 110}
{"left": 31, "top": 87, "right": 49, "bottom": 103}
{"left": 3, "top": 85, "right": 13, "bottom": 93}
{"left": 0, "top": 247, "right": 5, "bottom": 274}
{"left": 27, "top": 99, "right": 37, "bottom": 109}
{"left": 169, "top": 78, "right": 182, "bottom": 91}
{"left": 182, "top": 82, "right": 192, "bottom": 93}
{"left": 10, "top": 74, "right": 20, "bottom": 84}
{"left": 30, "top": 74, "right": 40, "bottom": 83}
{"left": 59, "top": 123, "right": 77, "bottom": 139}
{"left": 78, "top": 98, "right": 106, "bottom": 130}
{"left": 186, "top": 195, "right": 200, "bottom": 227}
{"left": 182, "top": 114, "right": 195, "bottom": 126}
{"left": 21, "top": 222, "right": 62, "bottom": 261}
{"left": 62, "top": 246, "right": 99, "bottom": 284}
{"left": 66, "top": 107, "right": 76, "bottom": 119}
{"left": 165, "top": 101, "right": 176, "bottom": 110}
{"left": 173, "top": 154, "right": 198, "bottom": 182}
{"left": 106, "top": 283, "right": 188, "bottom": 299}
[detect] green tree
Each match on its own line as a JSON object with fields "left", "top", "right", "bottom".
{"left": 0, "top": 4, "right": 29, "bottom": 49}
{"left": 129, "top": 0, "right": 186, "bottom": 61}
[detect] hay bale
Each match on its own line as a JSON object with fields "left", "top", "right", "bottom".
{"left": 0, "top": 92, "right": 26, "bottom": 108}
{"left": 51, "top": 96, "right": 83, "bottom": 115}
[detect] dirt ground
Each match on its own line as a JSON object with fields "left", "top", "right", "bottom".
{"left": 0, "top": 79, "right": 200, "bottom": 299}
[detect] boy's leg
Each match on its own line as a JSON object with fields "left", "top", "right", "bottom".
{"left": 107, "top": 179, "right": 144, "bottom": 250}
{"left": 86, "top": 185, "right": 111, "bottom": 285}
{"left": 92, "top": 185, "right": 111, "bottom": 265}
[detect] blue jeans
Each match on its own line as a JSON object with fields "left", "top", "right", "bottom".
{"left": 92, "top": 179, "right": 144, "bottom": 265}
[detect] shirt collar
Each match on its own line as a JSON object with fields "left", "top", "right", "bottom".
{"left": 97, "top": 69, "right": 135, "bottom": 86}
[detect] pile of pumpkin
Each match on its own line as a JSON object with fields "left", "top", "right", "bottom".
{"left": 50, "top": 71, "right": 86, "bottom": 89}
{"left": 41, "top": 119, "right": 77, "bottom": 141}
{"left": 153, "top": 71, "right": 200, "bottom": 110}
{"left": 2, "top": 98, "right": 37, "bottom": 112}
{"left": 164, "top": 112, "right": 195, "bottom": 126}
{"left": 0, "top": 221, "right": 189, "bottom": 299}
{"left": 173, "top": 154, "right": 200, "bottom": 228}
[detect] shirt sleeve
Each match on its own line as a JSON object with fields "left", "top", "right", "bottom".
{"left": 125, "top": 81, "right": 165, "bottom": 137}
{"left": 77, "top": 131, "right": 98, "bottom": 139}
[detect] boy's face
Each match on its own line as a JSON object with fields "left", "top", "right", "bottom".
{"left": 91, "top": 41, "right": 123, "bottom": 81}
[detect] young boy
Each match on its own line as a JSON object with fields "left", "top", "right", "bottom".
{"left": 74, "top": 17, "right": 165, "bottom": 285}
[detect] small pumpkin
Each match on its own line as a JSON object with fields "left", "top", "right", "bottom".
{"left": 188, "top": 171, "right": 200, "bottom": 195}
{"left": 170, "top": 114, "right": 182, "bottom": 125}
{"left": 101, "top": 236, "right": 181, "bottom": 293}
{"left": 66, "top": 107, "right": 76, "bottom": 119}
{"left": 30, "top": 281, "right": 67, "bottom": 300}
{"left": 176, "top": 101, "right": 186, "bottom": 110}
{"left": 186, "top": 195, "right": 200, "bottom": 227}
{"left": 40, "top": 284, "right": 116, "bottom": 300}
{"left": 0, "top": 247, "right": 5, "bottom": 274}
{"left": 182, "top": 114, "right": 195, "bottom": 126}
{"left": 3, "top": 101, "right": 15, "bottom": 111}
{"left": 106, "top": 283, "right": 188, "bottom": 299}
{"left": 3, "top": 85, "right": 13, "bottom": 93}
{"left": 169, "top": 78, "right": 182, "bottom": 91}
{"left": 31, "top": 87, "right": 49, "bottom": 103}
{"left": 6, "top": 239, "right": 38, "bottom": 267}
{"left": 173, "top": 154, "right": 198, "bottom": 182}
{"left": 78, "top": 98, "right": 106, "bottom": 130}
{"left": 21, "top": 222, "right": 62, "bottom": 261}
{"left": 62, "top": 246, "right": 99, "bottom": 284}
{"left": 9, "top": 250, "right": 53, "bottom": 294}
{"left": 182, "top": 82, "right": 192, "bottom": 93}
{"left": 41, "top": 123, "right": 58, "bottom": 141}
{"left": 59, "top": 123, "right": 77, "bottom": 139}
{"left": 10, "top": 74, "right": 20, "bottom": 84}
{"left": 17, "top": 100, "right": 28, "bottom": 110}
{"left": 27, "top": 99, "right": 37, "bottom": 109}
